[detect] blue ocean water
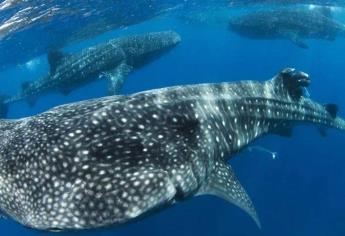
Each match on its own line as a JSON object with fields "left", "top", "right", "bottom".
{"left": 1, "top": 2, "right": 345, "bottom": 236}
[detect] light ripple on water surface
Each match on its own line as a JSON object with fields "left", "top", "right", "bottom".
{"left": 0, "top": 0, "right": 344, "bottom": 72}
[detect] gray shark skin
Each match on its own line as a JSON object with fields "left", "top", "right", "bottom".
{"left": 0, "top": 30, "right": 181, "bottom": 118}
{"left": 228, "top": 8, "right": 345, "bottom": 48}
{"left": 0, "top": 68, "right": 344, "bottom": 231}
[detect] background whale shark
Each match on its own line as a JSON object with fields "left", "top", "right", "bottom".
{"left": 228, "top": 7, "right": 345, "bottom": 48}
{"left": 230, "top": 1, "right": 345, "bottom": 7}
{"left": 0, "top": 68, "right": 344, "bottom": 231}
{"left": 0, "top": 30, "right": 181, "bottom": 118}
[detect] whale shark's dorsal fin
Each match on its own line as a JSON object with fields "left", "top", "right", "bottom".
{"left": 317, "top": 104, "right": 339, "bottom": 137}
{"left": 278, "top": 30, "right": 308, "bottom": 49}
{"left": 199, "top": 161, "right": 260, "bottom": 228}
{"left": 324, "top": 104, "right": 338, "bottom": 119}
{"left": 47, "top": 50, "right": 69, "bottom": 74}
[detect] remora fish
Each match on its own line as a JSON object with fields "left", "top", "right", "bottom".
{"left": 0, "top": 68, "right": 344, "bottom": 231}
{"left": 228, "top": 8, "right": 345, "bottom": 48}
{"left": 0, "top": 30, "right": 181, "bottom": 117}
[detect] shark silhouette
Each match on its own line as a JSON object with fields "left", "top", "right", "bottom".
{"left": 0, "top": 30, "right": 181, "bottom": 118}
{"left": 0, "top": 68, "right": 344, "bottom": 231}
{"left": 229, "top": 8, "right": 345, "bottom": 48}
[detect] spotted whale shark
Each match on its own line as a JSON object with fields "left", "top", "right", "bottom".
{"left": 228, "top": 8, "right": 345, "bottom": 48}
{"left": 0, "top": 68, "right": 344, "bottom": 231}
{"left": 0, "top": 30, "right": 181, "bottom": 118}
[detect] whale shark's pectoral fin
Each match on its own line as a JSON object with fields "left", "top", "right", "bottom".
{"left": 289, "top": 34, "right": 308, "bottom": 49}
{"left": 103, "top": 63, "right": 133, "bottom": 95}
{"left": 199, "top": 162, "right": 260, "bottom": 228}
{"left": 282, "top": 31, "right": 308, "bottom": 49}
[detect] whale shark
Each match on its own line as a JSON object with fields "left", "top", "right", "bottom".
{"left": 0, "top": 68, "right": 344, "bottom": 231}
{"left": 230, "top": 1, "right": 345, "bottom": 7}
{"left": 228, "top": 8, "right": 345, "bottom": 48}
{"left": 0, "top": 30, "right": 181, "bottom": 118}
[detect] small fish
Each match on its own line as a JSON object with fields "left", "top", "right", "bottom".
{"left": 0, "top": 68, "right": 344, "bottom": 231}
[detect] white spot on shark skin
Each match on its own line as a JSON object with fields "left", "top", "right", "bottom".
{"left": 237, "top": 139, "right": 241, "bottom": 147}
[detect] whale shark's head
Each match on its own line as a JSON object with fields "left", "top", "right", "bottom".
{"left": 119, "top": 30, "right": 181, "bottom": 67}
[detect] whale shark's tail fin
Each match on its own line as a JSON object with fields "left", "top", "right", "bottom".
{"left": 0, "top": 95, "right": 9, "bottom": 118}
{"left": 199, "top": 162, "right": 261, "bottom": 228}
